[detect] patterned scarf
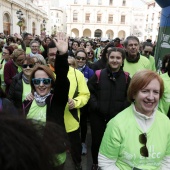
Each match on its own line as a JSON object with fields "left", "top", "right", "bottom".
{"left": 34, "top": 91, "right": 51, "bottom": 107}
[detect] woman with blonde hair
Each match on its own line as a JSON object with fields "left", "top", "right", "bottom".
{"left": 4, "top": 48, "right": 25, "bottom": 94}
{"left": 32, "top": 54, "right": 47, "bottom": 65}
{"left": 68, "top": 56, "right": 77, "bottom": 68}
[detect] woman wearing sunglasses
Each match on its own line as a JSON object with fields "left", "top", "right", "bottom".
{"left": 23, "top": 33, "right": 70, "bottom": 169}
{"left": 98, "top": 70, "right": 170, "bottom": 170}
{"left": 8, "top": 57, "right": 35, "bottom": 114}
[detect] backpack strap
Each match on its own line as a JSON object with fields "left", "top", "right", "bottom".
{"left": 95, "top": 69, "right": 101, "bottom": 83}
{"left": 124, "top": 71, "right": 129, "bottom": 84}
{"left": 0, "top": 98, "right": 2, "bottom": 112}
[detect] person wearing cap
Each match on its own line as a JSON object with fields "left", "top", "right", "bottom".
{"left": 113, "top": 38, "right": 124, "bottom": 48}
{"left": 123, "top": 36, "right": 151, "bottom": 77}
{"left": 95, "top": 38, "right": 108, "bottom": 60}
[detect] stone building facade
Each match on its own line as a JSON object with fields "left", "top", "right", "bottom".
{"left": 0, "top": 0, "right": 48, "bottom": 35}
{"left": 144, "top": 0, "right": 161, "bottom": 42}
{"left": 66, "top": 0, "right": 145, "bottom": 39}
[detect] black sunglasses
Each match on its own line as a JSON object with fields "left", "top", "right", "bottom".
{"left": 22, "top": 64, "right": 34, "bottom": 68}
{"left": 75, "top": 56, "right": 86, "bottom": 61}
{"left": 139, "top": 133, "right": 149, "bottom": 157}
{"left": 32, "top": 78, "right": 52, "bottom": 86}
{"left": 87, "top": 52, "right": 93, "bottom": 55}
{"left": 144, "top": 51, "right": 152, "bottom": 55}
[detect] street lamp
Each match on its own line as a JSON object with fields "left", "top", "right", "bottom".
{"left": 54, "top": 25, "right": 56, "bottom": 34}
{"left": 16, "top": 9, "right": 23, "bottom": 34}
{"left": 42, "top": 19, "right": 46, "bottom": 32}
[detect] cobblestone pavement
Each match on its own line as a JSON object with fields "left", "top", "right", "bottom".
{"left": 64, "top": 123, "right": 92, "bottom": 170}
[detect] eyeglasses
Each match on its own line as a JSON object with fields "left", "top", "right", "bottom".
{"left": 2, "top": 52, "right": 9, "bottom": 55}
{"left": 48, "top": 53, "right": 56, "bottom": 57}
{"left": 22, "top": 64, "right": 34, "bottom": 68}
{"left": 144, "top": 51, "right": 152, "bottom": 55}
{"left": 32, "top": 78, "right": 52, "bottom": 86}
{"left": 139, "top": 133, "right": 149, "bottom": 157}
{"left": 75, "top": 56, "right": 86, "bottom": 61}
{"left": 87, "top": 52, "right": 93, "bottom": 56}
{"left": 31, "top": 46, "right": 39, "bottom": 48}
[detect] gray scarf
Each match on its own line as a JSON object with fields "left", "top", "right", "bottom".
{"left": 22, "top": 74, "right": 29, "bottom": 84}
{"left": 34, "top": 92, "right": 51, "bottom": 107}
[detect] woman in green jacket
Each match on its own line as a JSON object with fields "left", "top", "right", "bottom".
{"left": 99, "top": 70, "right": 170, "bottom": 170}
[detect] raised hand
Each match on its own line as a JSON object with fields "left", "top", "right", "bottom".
{"left": 39, "top": 32, "right": 46, "bottom": 42}
{"left": 14, "top": 33, "right": 23, "bottom": 40}
{"left": 53, "top": 32, "right": 68, "bottom": 55}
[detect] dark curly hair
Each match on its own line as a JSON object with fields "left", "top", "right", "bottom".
{"left": 0, "top": 115, "right": 69, "bottom": 170}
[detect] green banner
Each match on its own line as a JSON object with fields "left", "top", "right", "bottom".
{"left": 155, "top": 26, "right": 170, "bottom": 70}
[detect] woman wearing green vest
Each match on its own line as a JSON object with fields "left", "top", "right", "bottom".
{"left": 99, "top": 70, "right": 170, "bottom": 170}
{"left": 23, "top": 33, "right": 70, "bottom": 170}
{"left": 8, "top": 57, "right": 35, "bottom": 114}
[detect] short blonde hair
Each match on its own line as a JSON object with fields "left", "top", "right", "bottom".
{"left": 32, "top": 54, "right": 47, "bottom": 65}
{"left": 11, "top": 49, "right": 25, "bottom": 61}
{"left": 68, "top": 56, "right": 77, "bottom": 68}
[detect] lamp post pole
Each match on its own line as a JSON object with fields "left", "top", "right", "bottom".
{"left": 54, "top": 25, "right": 56, "bottom": 34}
{"left": 43, "top": 19, "right": 46, "bottom": 33}
{"left": 16, "top": 9, "right": 23, "bottom": 35}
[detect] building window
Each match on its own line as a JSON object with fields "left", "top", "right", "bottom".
{"left": 157, "top": 23, "right": 159, "bottom": 30}
{"left": 85, "top": 13, "right": 90, "bottom": 22}
{"left": 51, "top": 12, "right": 53, "bottom": 16}
{"left": 109, "top": 0, "right": 113, "bottom": 5}
{"left": 108, "top": 14, "right": 113, "bottom": 23}
{"left": 73, "top": 11, "right": 78, "bottom": 22}
{"left": 158, "top": 11, "right": 161, "bottom": 19}
{"left": 121, "top": 15, "right": 125, "bottom": 24}
{"left": 56, "top": 13, "right": 58, "bottom": 17}
{"left": 97, "top": 14, "right": 102, "bottom": 23}
{"left": 122, "top": 0, "right": 126, "bottom": 6}
{"left": 146, "top": 15, "right": 148, "bottom": 21}
{"left": 98, "top": 0, "right": 102, "bottom": 5}
{"left": 152, "top": 13, "right": 154, "bottom": 20}
{"left": 87, "top": 0, "right": 90, "bottom": 4}
{"left": 74, "top": 0, "right": 77, "bottom": 4}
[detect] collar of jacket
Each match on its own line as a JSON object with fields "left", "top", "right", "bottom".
{"left": 106, "top": 66, "right": 123, "bottom": 82}
{"left": 126, "top": 52, "right": 140, "bottom": 63}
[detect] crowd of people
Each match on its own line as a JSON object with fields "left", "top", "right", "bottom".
{"left": 0, "top": 31, "right": 170, "bottom": 170}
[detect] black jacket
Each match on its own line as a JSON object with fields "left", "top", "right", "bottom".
{"left": 87, "top": 67, "right": 131, "bottom": 122}
{"left": 8, "top": 72, "right": 23, "bottom": 114}
{"left": 23, "top": 53, "right": 70, "bottom": 128}
{"left": 0, "top": 98, "right": 19, "bottom": 116}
